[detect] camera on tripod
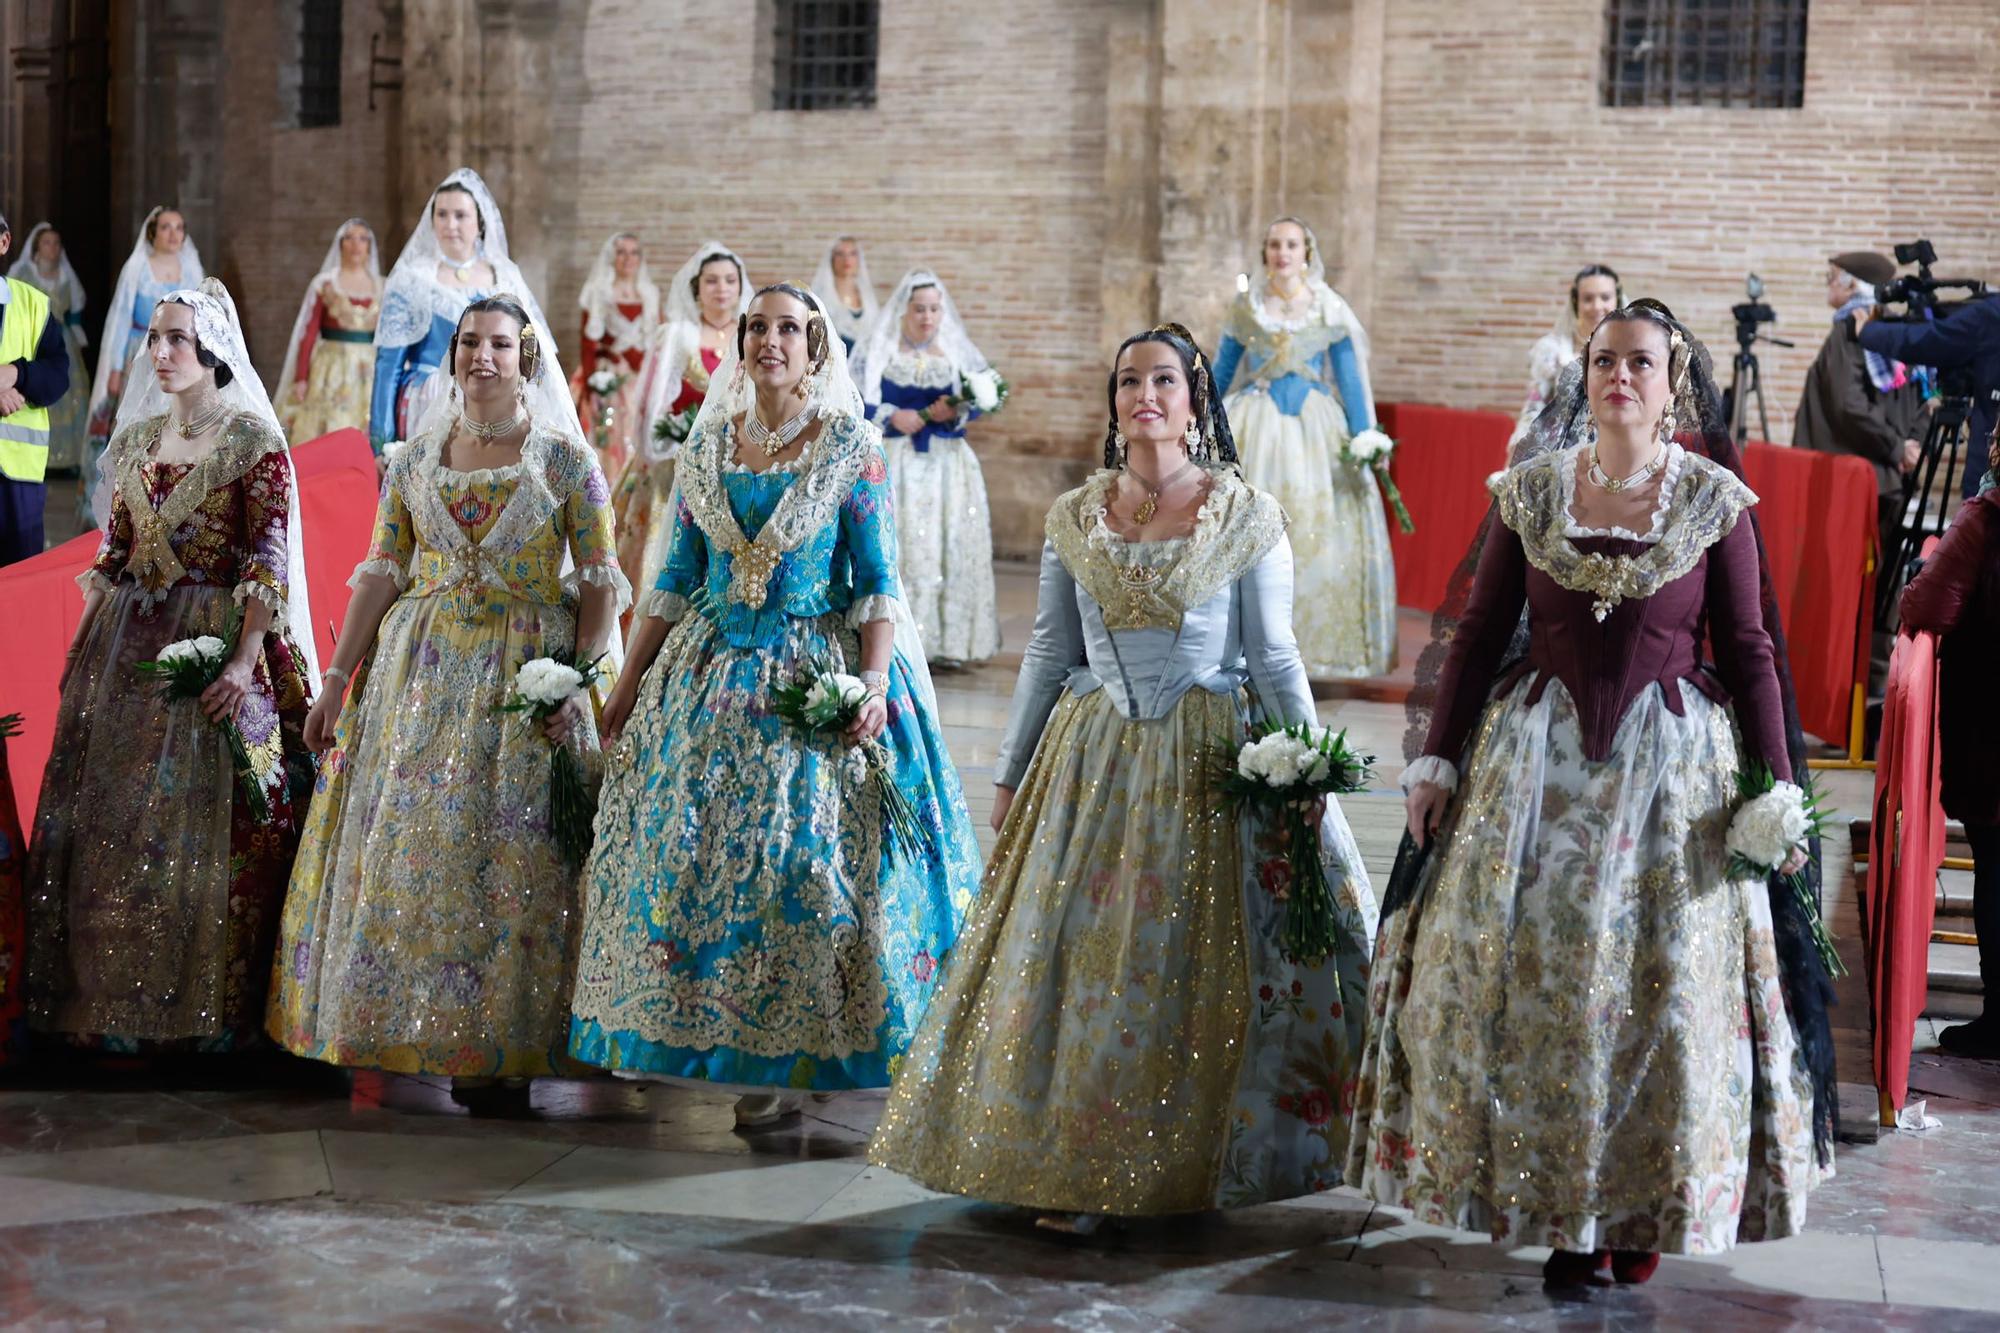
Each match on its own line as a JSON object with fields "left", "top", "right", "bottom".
{"left": 1732, "top": 272, "right": 1779, "bottom": 348}
{"left": 1875, "top": 238, "right": 1989, "bottom": 314}
{"left": 1723, "top": 272, "right": 1793, "bottom": 445}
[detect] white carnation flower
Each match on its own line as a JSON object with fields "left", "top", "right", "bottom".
{"left": 830, "top": 673, "right": 868, "bottom": 708}
{"left": 1726, "top": 782, "right": 1810, "bottom": 871}
{"left": 1348, "top": 428, "right": 1394, "bottom": 464}
{"left": 513, "top": 658, "right": 583, "bottom": 706}
{"left": 588, "top": 369, "right": 620, "bottom": 395}
{"left": 966, "top": 369, "right": 1000, "bottom": 412}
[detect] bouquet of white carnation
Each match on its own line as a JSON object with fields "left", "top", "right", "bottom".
{"left": 771, "top": 653, "right": 928, "bottom": 860}
{"left": 651, "top": 403, "right": 700, "bottom": 450}
{"left": 499, "top": 650, "right": 607, "bottom": 866}
{"left": 1340, "top": 425, "right": 1415, "bottom": 534}
{"left": 1725, "top": 764, "right": 1842, "bottom": 976}
{"left": 587, "top": 368, "right": 625, "bottom": 398}
{"left": 135, "top": 624, "right": 268, "bottom": 821}
{"left": 950, "top": 367, "right": 1009, "bottom": 418}
{"left": 1219, "top": 721, "right": 1374, "bottom": 962}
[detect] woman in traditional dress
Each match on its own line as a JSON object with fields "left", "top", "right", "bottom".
{"left": 853, "top": 269, "right": 1000, "bottom": 666}
{"left": 269, "top": 294, "right": 623, "bottom": 1109}
{"left": 1348, "top": 300, "right": 1836, "bottom": 1285}
{"left": 613, "top": 241, "right": 747, "bottom": 599}
{"left": 273, "top": 219, "right": 383, "bottom": 444}
{"left": 370, "top": 168, "right": 575, "bottom": 454}
{"left": 1508, "top": 263, "right": 1621, "bottom": 446}
{"left": 570, "top": 232, "right": 660, "bottom": 480}
{"left": 870, "top": 324, "right": 1374, "bottom": 1233}
{"left": 86, "top": 207, "right": 203, "bottom": 514}
{"left": 810, "top": 235, "right": 877, "bottom": 353}
{"left": 7, "top": 223, "right": 91, "bottom": 474}
{"left": 570, "top": 282, "right": 982, "bottom": 1126}
{"left": 1215, "top": 216, "right": 1391, "bottom": 679}
{"left": 27, "top": 277, "right": 316, "bottom": 1053}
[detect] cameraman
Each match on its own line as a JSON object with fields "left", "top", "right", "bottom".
{"left": 1794, "top": 252, "right": 1925, "bottom": 655}
{"left": 1859, "top": 276, "right": 2000, "bottom": 497}
{"left": 1898, "top": 426, "right": 2000, "bottom": 1057}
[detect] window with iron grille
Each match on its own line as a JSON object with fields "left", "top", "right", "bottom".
{"left": 298, "top": 0, "right": 343, "bottom": 128}
{"left": 771, "top": 0, "right": 878, "bottom": 112}
{"left": 1602, "top": 0, "right": 1808, "bottom": 108}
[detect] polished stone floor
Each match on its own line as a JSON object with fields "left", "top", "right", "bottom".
{"left": 6, "top": 561, "right": 2000, "bottom": 1331}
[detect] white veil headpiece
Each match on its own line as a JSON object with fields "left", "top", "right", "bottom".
{"left": 1256, "top": 215, "right": 1375, "bottom": 423}
{"left": 683, "top": 282, "right": 938, "bottom": 711}
{"left": 8, "top": 222, "right": 88, "bottom": 337}
{"left": 90, "top": 206, "right": 204, "bottom": 420}
{"left": 637, "top": 240, "right": 749, "bottom": 461}
{"left": 851, "top": 268, "right": 988, "bottom": 408}
{"left": 577, "top": 232, "right": 660, "bottom": 342}
{"left": 96, "top": 278, "right": 320, "bottom": 689}
{"left": 376, "top": 168, "right": 581, "bottom": 441}
{"left": 809, "top": 236, "right": 878, "bottom": 342}
{"left": 270, "top": 218, "right": 382, "bottom": 409}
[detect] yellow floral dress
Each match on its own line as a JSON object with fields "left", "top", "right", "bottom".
{"left": 268, "top": 422, "right": 630, "bottom": 1077}
{"left": 281, "top": 281, "right": 380, "bottom": 442}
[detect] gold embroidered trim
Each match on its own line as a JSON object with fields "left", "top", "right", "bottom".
{"left": 112, "top": 413, "right": 286, "bottom": 601}
{"left": 1492, "top": 446, "right": 1757, "bottom": 622}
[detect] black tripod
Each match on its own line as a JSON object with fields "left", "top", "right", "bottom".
{"left": 1725, "top": 315, "right": 1794, "bottom": 447}
{"left": 1877, "top": 375, "right": 1974, "bottom": 622}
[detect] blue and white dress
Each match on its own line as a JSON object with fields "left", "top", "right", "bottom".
{"left": 369, "top": 273, "right": 494, "bottom": 451}
{"left": 568, "top": 408, "right": 984, "bottom": 1091}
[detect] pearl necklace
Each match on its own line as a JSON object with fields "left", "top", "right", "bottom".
{"left": 446, "top": 253, "right": 481, "bottom": 281}
{"left": 1125, "top": 456, "right": 1198, "bottom": 526}
{"left": 463, "top": 409, "right": 524, "bottom": 439}
{"left": 1587, "top": 442, "right": 1665, "bottom": 493}
{"left": 745, "top": 403, "right": 815, "bottom": 457}
{"left": 172, "top": 400, "right": 230, "bottom": 439}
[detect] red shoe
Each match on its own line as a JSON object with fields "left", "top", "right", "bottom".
{"left": 1611, "top": 1250, "right": 1661, "bottom": 1284}
{"left": 1542, "top": 1248, "right": 1612, "bottom": 1287}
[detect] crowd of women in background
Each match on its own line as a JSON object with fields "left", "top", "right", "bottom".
{"left": 4, "top": 173, "right": 1840, "bottom": 1289}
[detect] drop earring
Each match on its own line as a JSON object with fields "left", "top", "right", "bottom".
{"left": 1183, "top": 418, "right": 1202, "bottom": 453}
{"left": 1113, "top": 429, "right": 1128, "bottom": 466}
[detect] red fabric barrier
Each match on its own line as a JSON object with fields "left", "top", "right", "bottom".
{"left": 1739, "top": 444, "right": 1876, "bottom": 746}
{"left": 0, "top": 429, "right": 379, "bottom": 828}
{"left": 1865, "top": 567, "right": 1945, "bottom": 1116}
{"left": 1380, "top": 402, "right": 1515, "bottom": 614}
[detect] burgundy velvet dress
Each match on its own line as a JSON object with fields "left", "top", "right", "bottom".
{"left": 1346, "top": 442, "right": 1825, "bottom": 1256}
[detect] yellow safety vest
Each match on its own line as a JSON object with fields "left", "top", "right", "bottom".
{"left": 0, "top": 277, "right": 53, "bottom": 484}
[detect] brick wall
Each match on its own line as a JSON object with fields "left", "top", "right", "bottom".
{"left": 1368, "top": 0, "right": 2000, "bottom": 438}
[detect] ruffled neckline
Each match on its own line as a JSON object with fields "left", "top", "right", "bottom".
{"left": 1083, "top": 469, "right": 1225, "bottom": 554}
{"left": 1559, "top": 442, "right": 1685, "bottom": 544}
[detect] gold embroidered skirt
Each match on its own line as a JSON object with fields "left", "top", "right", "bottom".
{"left": 870, "top": 685, "right": 1374, "bottom": 1215}
{"left": 1345, "top": 677, "right": 1825, "bottom": 1254}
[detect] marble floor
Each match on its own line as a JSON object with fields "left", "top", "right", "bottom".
{"left": 6, "top": 561, "right": 2000, "bottom": 1331}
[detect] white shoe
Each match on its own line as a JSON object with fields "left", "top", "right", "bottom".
{"left": 733, "top": 1093, "right": 805, "bottom": 1127}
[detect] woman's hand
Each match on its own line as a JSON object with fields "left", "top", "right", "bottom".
{"left": 992, "top": 784, "right": 1016, "bottom": 833}
{"left": 600, "top": 679, "right": 637, "bottom": 747}
{"left": 888, "top": 408, "right": 926, "bottom": 436}
{"left": 924, "top": 396, "right": 958, "bottom": 424}
{"left": 1780, "top": 846, "right": 1809, "bottom": 877}
{"left": 303, "top": 688, "right": 344, "bottom": 752}
{"left": 200, "top": 657, "right": 256, "bottom": 724}
{"left": 1405, "top": 780, "right": 1451, "bottom": 848}
{"left": 843, "top": 694, "right": 888, "bottom": 747}
{"left": 542, "top": 694, "right": 587, "bottom": 746}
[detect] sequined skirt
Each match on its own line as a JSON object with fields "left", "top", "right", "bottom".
{"left": 883, "top": 436, "right": 1000, "bottom": 664}
{"left": 27, "top": 581, "right": 309, "bottom": 1047}
{"left": 1344, "top": 677, "right": 1825, "bottom": 1254}
{"left": 567, "top": 610, "right": 982, "bottom": 1090}
{"left": 267, "top": 589, "right": 597, "bottom": 1077}
{"left": 1227, "top": 389, "right": 1396, "bottom": 678}
{"left": 283, "top": 334, "right": 375, "bottom": 443}
{"left": 869, "top": 685, "right": 1376, "bottom": 1215}
{"left": 610, "top": 454, "right": 676, "bottom": 611}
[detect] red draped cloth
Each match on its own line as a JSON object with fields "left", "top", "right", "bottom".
{"left": 1379, "top": 403, "right": 1515, "bottom": 614}
{"left": 0, "top": 428, "right": 378, "bottom": 828}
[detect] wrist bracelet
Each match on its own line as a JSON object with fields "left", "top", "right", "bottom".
{"left": 860, "top": 669, "right": 888, "bottom": 687}
{"left": 321, "top": 665, "right": 351, "bottom": 688}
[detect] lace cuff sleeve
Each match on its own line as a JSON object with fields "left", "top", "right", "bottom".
{"left": 233, "top": 580, "right": 289, "bottom": 620}
{"left": 641, "top": 588, "right": 690, "bottom": 623}
{"left": 349, "top": 556, "right": 410, "bottom": 592}
{"left": 1399, "top": 755, "right": 1459, "bottom": 795}
{"left": 564, "top": 562, "right": 635, "bottom": 617}
{"left": 847, "top": 593, "right": 900, "bottom": 627}
{"left": 75, "top": 569, "right": 115, "bottom": 595}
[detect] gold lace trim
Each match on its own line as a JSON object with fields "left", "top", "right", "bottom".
{"left": 1492, "top": 446, "right": 1757, "bottom": 622}
{"left": 1045, "top": 468, "right": 1286, "bottom": 630}
{"left": 112, "top": 413, "right": 286, "bottom": 601}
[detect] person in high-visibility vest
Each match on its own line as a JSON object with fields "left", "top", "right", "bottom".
{"left": 0, "top": 211, "right": 74, "bottom": 566}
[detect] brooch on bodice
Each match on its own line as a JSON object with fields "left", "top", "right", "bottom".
{"left": 127, "top": 510, "right": 187, "bottom": 597}
{"left": 727, "top": 539, "right": 782, "bottom": 609}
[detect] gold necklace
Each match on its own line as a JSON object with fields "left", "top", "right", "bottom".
{"left": 1124, "top": 456, "right": 1197, "bottom": 526}
{"left": 1587, "top": 442, "right": 1665, "bottom": 493}
{"left": 172, "top": 400, "right": 229, "bottom": 439}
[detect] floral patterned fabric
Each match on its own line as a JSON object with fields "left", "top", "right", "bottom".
{"left": 869, "top": 490, "right": 1375, "bottom": 1215}
{"left": 267, "top": 423, "right": 628, "bottom": 1077}
{"left": 568, "top": 411, "right": 983, "bottom": 1090}
{"left": 282, "top": 284, "right": 378, "bottom": 443}
{"left": 612, "top": 345, "right": 718, "bottom": 603}
{"left": 26, "top": 414, "right": 311, "bottom": 1048}
{"left": 1345, "top": 676, "right": 1825, "bottom": 1254}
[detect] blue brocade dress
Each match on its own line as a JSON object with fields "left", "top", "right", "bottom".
{"left": 568, "top": 409, "right": 984, "bottom": 1091}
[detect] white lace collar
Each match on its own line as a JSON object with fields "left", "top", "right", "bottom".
{"left": 1558, "top": 442, "right": 1685, "bottom": 544}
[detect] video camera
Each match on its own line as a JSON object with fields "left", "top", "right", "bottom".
{"left": 1876, "top": 238, "right": 1990, "bottom": 315}
{"left": 1731, "top": 272, "right": 1779, "bottom": 349}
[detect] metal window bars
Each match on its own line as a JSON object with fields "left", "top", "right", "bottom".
{"left": 772, "top": 0, "right": 879, "bottom": 112}
{"left": 1602, "top": 0, "right": 1808, "bottom": 109}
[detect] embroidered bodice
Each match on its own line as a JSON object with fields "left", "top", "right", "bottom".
{"left": 83, "top": 413, "right": 293, "bottom": 617}
{"left": 319, "top": 282, "right": 379, "bottom": 333}
{"left": 651, "top": 409, "right": 903, "bottom": 650}
{"left": 357, "top": 423, "right": 628, "bottom": 621}
{"left": 994, "top": 469, "right": 1314, "bottom": 787}
{"left": 1213, "top": 293, "right": 1371, "bottom": 431}
{"left": 1421, "top": 444, "right": 1791, "bottom": 773}
{"left": 869, "top": 348, "right": 976, "bottom": 451}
